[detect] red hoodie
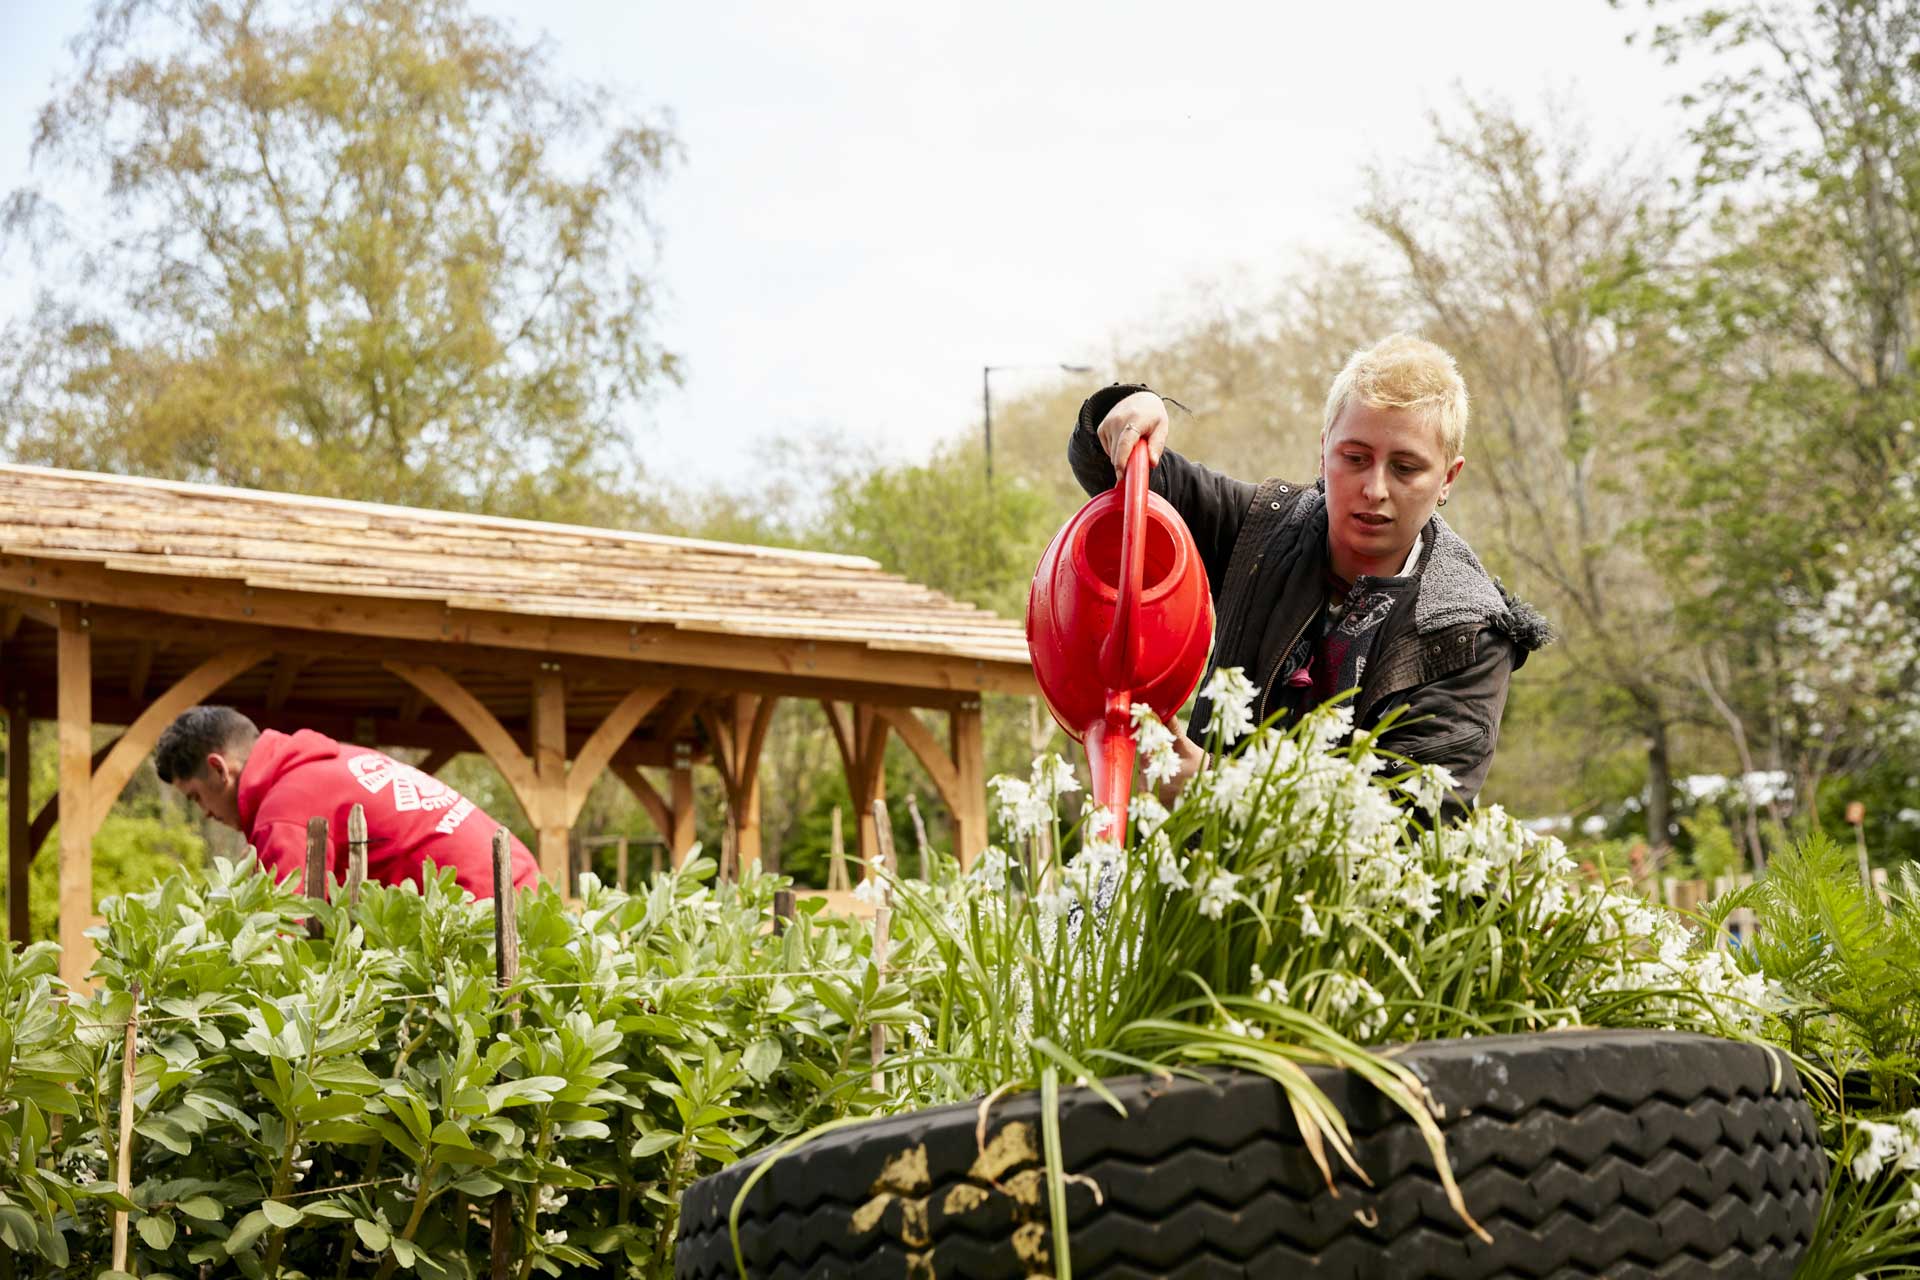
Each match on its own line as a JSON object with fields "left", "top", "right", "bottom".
{"left": 236, "top": 729, "right": 540, "bottom": 899}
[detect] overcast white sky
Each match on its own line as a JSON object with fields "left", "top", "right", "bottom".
{"left": 0, "top": 1, "right": 1698, "bottom": 488}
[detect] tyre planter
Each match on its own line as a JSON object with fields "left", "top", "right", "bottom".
{"left": 676, "top": 1030, "right": 1827, "bottom": 1279}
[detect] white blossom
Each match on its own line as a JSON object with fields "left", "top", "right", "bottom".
{"left": 1201, "top": 667, "right": 1259, "bottom": 743}
{"left": 1196, "top": 870, "right": 1242, "bottom": 919}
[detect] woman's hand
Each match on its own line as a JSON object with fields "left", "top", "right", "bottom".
{"left": 1153, "top": 727, "right": 1207, "bottom": 806}
{"left": 1097, "top": 390, "right": 1169, "bottom": 472}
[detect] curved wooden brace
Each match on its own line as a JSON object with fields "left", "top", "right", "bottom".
{"left": 736, "top": 696, "right": 777, "bottom": 795}
{"left": 566, "top": 686, "right": 669, "bottom": 825}
{"left": 872, "top": 706, "right": 959, "bottom": 810}
{"left": 384, "top": 661, "right": 538, "bottom": 812}
{"left": 27, "top": 738, "right": 121, "bottom": 862}
{"left": 88, "top": 647, "right": 272, "bottom": 839}
{"left": 820, "top": 700, "right": 854, "bottom": 774}
{"left": 609, "top": 755, "right": 673, "bottom": 840}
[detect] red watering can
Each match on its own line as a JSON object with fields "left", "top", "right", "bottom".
{"left": 1026, "top": 440, "right": 1214, "bottom": 833}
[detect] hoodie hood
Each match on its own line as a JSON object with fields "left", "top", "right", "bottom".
{"left": 236, "top": 729, "right": 341, "bottom": 831}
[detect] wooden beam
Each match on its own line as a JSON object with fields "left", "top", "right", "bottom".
{"left": 264, "top": 653, "right": 308, "bottom": 711}
{"left": 7, "top": 687, "right": 27, "bottom": 942}
{"left": 734, "top": 695, "right": 776, "bottom": 875}
{"left": 1, "top": 593, "right": 979, "bottom": 712}
{"left": 11, "top": 687, "right": 701, "bottom": 768}
{"left": 56, "top": 603, "right": 93, "bottom": 989}
{"left": 0, "top": 606, "right": 20, "bottom": 643}
{"left": 87, "top": 647, "right": 271, "bottom": 840}
{"left": 565, "top": 686, "right": 668, "bottom": 826}
{"left": 0, "top": 557, "right": 1037, "bottom": 696}
{"left": 531, "top": 668, "right": 568, "bottom": 890}
{"left": 950, "top": 700, "right": 987, "bottom": 871}
{"left": 653, "top": 690, "right": 706, "bottom": 743}
{"left": 125, "top": 640, "right": 155, "bottom": 702}
{"left": 383, "top": 661, "right": 538, "bottom": 804}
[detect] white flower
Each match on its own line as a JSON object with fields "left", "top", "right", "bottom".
{"left": 853, "top": 876, "right": 885, "bottom": 905}
{"left": 1084, "top": 806, "right": 1117, "bottom": 839}
{"left": 1322, "top": 972, "right": 1387, "bottom": 1039}
{"left": 1306, "top": 702, "right": 1356, "bottom": 751}
{"left": 1250, "top": 964, "right": 1290, "bottom": 1005}
{"left": 1033, "top": 753, "right": 1082, "bottom": 802}
{"left": 1221, "top": 1015, "right": 1265, "bottom": 1040}
{"left": 1294, "top": 893, "right": 1324, "bottom": 939}
{"left": 1196, "top": 870, "right": 1242, "bottom": 919}
{"left": 1130, "top": 793, "right": 1169, "bottom": 834}
{"left": 1402, "top": 763, "right": 1457, "bottom": 816}
{"left": 1153, "top": 841, "right": 1187, "bottom": 890}
{"left": 1898, "top": 1181, "right": 1920, "bottom": 1224}
{"left": 972, "top": 846, "right": 1011, "bottom": 892}
{"left": 1853, "top": 1120, "right": 1904, "bottom": 1181}
{"left": 1201, "top": 667, "right": 1258, "bottom": 743}
{"left": 542, "top": 1229, "right": 569, "bottom": 1245}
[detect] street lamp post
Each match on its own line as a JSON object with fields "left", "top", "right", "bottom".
{"left": 983, "top": 363, "right": 1096, "bottom": 485}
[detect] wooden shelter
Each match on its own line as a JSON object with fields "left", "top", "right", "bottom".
{"left": 0, "top": 465, "right": 1035, "bottom": 985}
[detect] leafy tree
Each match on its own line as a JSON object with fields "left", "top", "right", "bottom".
{"left": 1619, "top": 0, "right": 1920, "bottom": 817}
{"left": 1, "top": 0, "right": 677, "bottom": 522}
{"left": 1360, "top": 94, "right": 1695, "bottom": 849}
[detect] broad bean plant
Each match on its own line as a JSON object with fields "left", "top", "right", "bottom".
{"left": 0, "top": 854, "right": 921, "bottom": 1279}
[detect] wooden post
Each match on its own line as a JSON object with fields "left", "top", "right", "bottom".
{"left": 616, "top": 836, "right": 629, "bottom": 891}
{"left": 490, "top": 827, "right": 519, "bottom": 1280}
{"left": 111, "top": 980, "right": 141, "bottom": 1272}
{"left": 304, "top": 817, "right": 329, "bottom": 940}
{"left": 869, "top": 800, "right": 896, "bottom": 1093}
{"left": 56, "top": 604, "right": 93, "bottom": 989}
{"left": 773, "top": 889, "right": 795, "bottom": 935}
{"left": 345, "top": 804, "right": 368, "bottom": 906}
{"left": 950, "top": 699, "right": 987, "bottom": 871}
{"left": 847, "top": 706, "right": 890, "bottom": 872}
{"left": 531, "top": 667, "right": 569, "bottom": 892}
{"left": 7, "top": 686, "right": 28, "bottom": 942}
{"left": 669, "top": 744, "right": 695, "bottom": 868}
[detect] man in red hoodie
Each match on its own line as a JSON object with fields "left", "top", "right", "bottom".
{"left": 154, "top": 705, "right": 540, "bottom": 899}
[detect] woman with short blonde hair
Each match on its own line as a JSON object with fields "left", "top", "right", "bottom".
{"left": 1067, "top": 333, "right": 1549, "bottom": 810}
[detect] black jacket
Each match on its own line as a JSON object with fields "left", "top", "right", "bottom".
{"left": 1069, "top": 385, "right": 1551, "bottom": 804}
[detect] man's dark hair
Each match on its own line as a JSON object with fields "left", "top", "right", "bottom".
{"left": 154, "top": 706, "right": 260, "bottom": 784}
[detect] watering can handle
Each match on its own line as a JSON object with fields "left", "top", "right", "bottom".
{"left": 1098, "top": 438, "right": 1151, "bottom": 692}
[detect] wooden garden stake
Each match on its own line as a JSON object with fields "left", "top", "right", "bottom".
{"left": 869, "top": 800, "right": 896, "bottom": 1093}
{"left": 111, "top": 980, "right": 141, "bottom": 1272}
{"left": 304, "top": 816, "right": 329, "bottom": 940}
{"left": 617, "top": 835, "right": 630, "bottom": 891}
{"left": 345, "top": 803, "right": 368, "bottom": 907}
{"left": 773, "top": 889, "right": 795, "bottom": 935}
{"left": 490, "top": 829, "right": 520, "bottom": 1280}
{"left": 905, "top": 793, "right": 930, "bottom": 877}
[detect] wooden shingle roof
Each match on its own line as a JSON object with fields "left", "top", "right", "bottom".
{"left": 0, "top": 465, "right": 1033, "bottom": 677}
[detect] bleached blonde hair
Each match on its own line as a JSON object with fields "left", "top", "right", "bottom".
{"left": 1322, "top": 333, "right": 1470, "bottom": 461}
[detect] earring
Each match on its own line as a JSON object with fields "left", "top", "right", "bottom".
{"left": 1438, "top": 496, "right": 1449, "bottom": 507}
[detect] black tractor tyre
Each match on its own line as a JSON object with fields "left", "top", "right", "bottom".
{"left": 675, "top": 1030, "right": 1827, "bottom": 1279}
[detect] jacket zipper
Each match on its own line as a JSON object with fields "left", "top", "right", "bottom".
{"left": 1258, "top": 610, "right": 1317, "bottom": 722}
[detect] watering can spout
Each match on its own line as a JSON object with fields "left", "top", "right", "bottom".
{"left": 1026, "top": 442, "right": 1213, "bottom": 835}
